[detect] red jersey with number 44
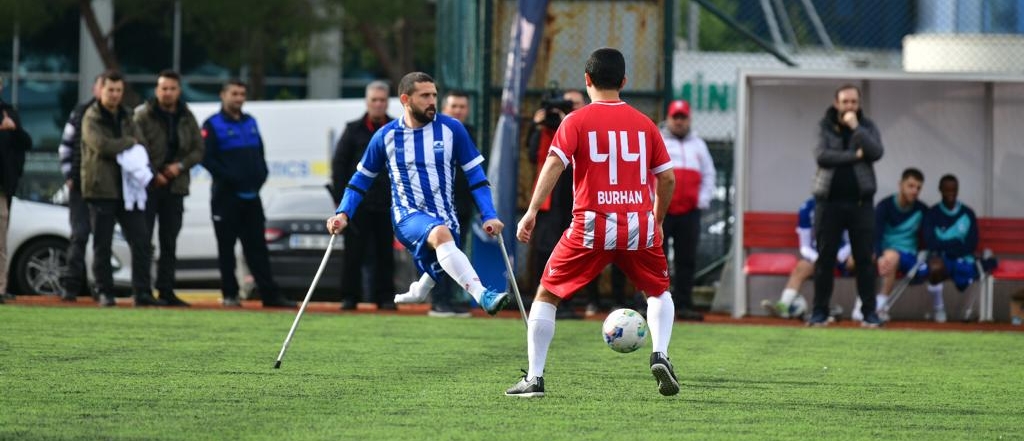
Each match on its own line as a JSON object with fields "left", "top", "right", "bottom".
{"left": 548, "top": 100, "right": 672, "bottom": 250}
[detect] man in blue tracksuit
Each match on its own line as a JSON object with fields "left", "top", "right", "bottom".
{"left": 922, "top": 174, "right": 979, "bottom": 323}
{"left": 870, "top": 167, "right": 929, "bottom": 321}
{"left": 202, "top": 79, "right": 295, "bottom": 308}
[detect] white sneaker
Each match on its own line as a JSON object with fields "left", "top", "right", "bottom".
{"left": 851, "top": 307, "right": 864, "bottom": 322}
{"left": 934, "top": 309, "right": 947, "bottom": 323}
{"left": 394, "top": 280, "right": 430, "bottom": 304}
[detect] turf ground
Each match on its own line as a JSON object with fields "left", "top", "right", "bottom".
{"left": 1, "top": 303, "right": 1022, "bottom": 440}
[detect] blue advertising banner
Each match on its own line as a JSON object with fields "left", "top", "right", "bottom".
{"left": 471, "top": 0, "right": 550, "bottom": 292}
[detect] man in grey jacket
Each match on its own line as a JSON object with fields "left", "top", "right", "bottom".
{"left": 809, "top": 84, "right": 884, "bottom": 327}
{"left": 81, "top": 70, "right": 159, "bottom": 307}
{"left": 135, "top": 70, "right": 204, "bottom": 307}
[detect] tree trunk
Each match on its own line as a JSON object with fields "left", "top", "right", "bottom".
{"left": 357, "top": 22, "right": 404, "bottom": 86}
{"left": 79, "top": 0, "right": 142, "bottom": 107}
{"left": 249, "top": 31, "right": 266, "bottom": 99}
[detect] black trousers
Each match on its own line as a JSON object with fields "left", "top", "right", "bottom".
{"left": 145, "top": 187, "right": 184, "bottom": 294}
{"left": 88, "top": 199, "right": 152, "bottom": 295}
{"left": 663, "top": 209, "right": 701, "bottom": 310}
{"left": 63, "top": 186, "right": 91, "bottom": 295}
{"left": 211, "top": 192, "right": 277, "bottom": 299}
{"left": 341, "top": 209, "right": 394, "bottom": 305}
{"left": 813, "top": 198, "right": 876, "bottom": 317}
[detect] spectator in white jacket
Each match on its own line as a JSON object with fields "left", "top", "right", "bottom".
{"left": 659, "top": 100, "right": 716, "bottom": 321}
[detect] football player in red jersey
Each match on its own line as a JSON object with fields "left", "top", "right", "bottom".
{"left": 506, "top": 48, "right": 680, "bottom": 398}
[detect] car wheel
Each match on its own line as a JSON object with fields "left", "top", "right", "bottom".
{"left": 12, "top": 237, "right": 70, "bottom": 296}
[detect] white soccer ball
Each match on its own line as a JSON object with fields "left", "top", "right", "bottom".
{"left": 602, "top": 308, "right": 648, "bottom": 353}
{"left": 789, "top": 295, "right": 808, "bottom": 319}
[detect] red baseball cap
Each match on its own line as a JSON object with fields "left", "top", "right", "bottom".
{"left": 667, "top": 100, "right": 691, "bottom": 117}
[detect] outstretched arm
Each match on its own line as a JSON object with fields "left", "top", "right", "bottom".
{"left": 517, "top": 154, "right": 566, "bottom": 243}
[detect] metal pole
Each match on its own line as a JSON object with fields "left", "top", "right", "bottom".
{"left": 691, "top": 0, "right": 798, "bottom": 67}
{"left": 173, "top": 0, "right": 181, "bottom": 73}
{"left": 799, "top": 0, "right": 835, "bottom": 51}
{"left": 495, "top": 232, "right": 528, "bottom": 329}
{"left": 12, "top": 22, "right": 19, "bottom": 105}
{"left": 274, "top": 234, "right": 336, "bottom": 369}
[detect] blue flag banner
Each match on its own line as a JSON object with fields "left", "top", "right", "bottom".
{"left": 472, "top": 0, "right": 550, "bottom": 292}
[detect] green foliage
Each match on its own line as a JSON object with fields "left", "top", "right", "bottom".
{"left": 683, "top": 0, "right": 762, "bottom": 52}
{"left": 0, "top": 0, "right": 76, "bottom": 38}
{"left": 1, "top": 306, "right": 1022, "bottom": 440}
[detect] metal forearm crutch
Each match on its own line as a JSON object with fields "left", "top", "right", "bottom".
{"left": 958, "top": 259, "right": 986, "bottom": 322}
{"left": 274, "top": 234, "right": 337, "bottom": 369}
{"left": 883, "top": 250, "right": 928, "bottom": 313}
{"left": 493, "top": 230, "right": 529, "bottom": 330}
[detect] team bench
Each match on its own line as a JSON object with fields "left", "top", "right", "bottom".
{"left": 978, "top": 218, "right": 1024, "bottom": 322}
{"left": 742, "top": 212, "right": 1024, "bottom": 322}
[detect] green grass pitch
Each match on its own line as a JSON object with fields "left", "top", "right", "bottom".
{"left": 1, "top": 306, "right": 1021, "bottom": 440}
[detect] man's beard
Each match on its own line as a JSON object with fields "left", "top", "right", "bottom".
{"left": 411, "top": 105, "right": 435, "bottom": 124}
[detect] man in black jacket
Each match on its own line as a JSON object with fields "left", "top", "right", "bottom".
{"left": 330, "top": 80, "right": 395, "bottom": 310}
{"left": 202, "top": 79, "right": 295, "bottom": 308}
{"left": 0, "top": 75, "right": 34, "bottom": 302}
{"left": 809, "top": 84, "right": 884, "bottom": 327}
{"left": 56, "top": 75, "right": 102, "bottom": 302}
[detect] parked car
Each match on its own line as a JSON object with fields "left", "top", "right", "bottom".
{"left": 6, "top": 197, "right": 74, "bottom": 295}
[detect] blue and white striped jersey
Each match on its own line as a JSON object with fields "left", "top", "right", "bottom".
{"left": 337, "top": 113, "right": 496, "bottom": 232}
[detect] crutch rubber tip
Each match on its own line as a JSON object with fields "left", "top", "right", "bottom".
{"left": 273, "top": 361, "right": 281, "bottom": 369}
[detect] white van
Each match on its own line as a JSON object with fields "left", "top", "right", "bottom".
{"left": 109, "top": 98, "right": 407, "bottom": 289}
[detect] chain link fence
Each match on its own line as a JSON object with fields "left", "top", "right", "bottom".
{"left": 677, "top": 0, "right": 1024, "bottom": 142}
{"left": 671, "top": 0, "right": 1024, "bottom": 291}
{"left": 436, "top": 0, "right": 1024, "bottom": 300}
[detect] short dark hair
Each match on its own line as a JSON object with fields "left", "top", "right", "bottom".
{"left": 100, "top": 70, "right": 124, "bottom": 85}
{"left": 398, "top": 72, "right": 434, "bottom": 97}
{"left": 939, "top": 173, "right": 958, "bottom": 188}
{"left": 158, "top": 69, "right": 181, "bottom": 83}
{"left": 585, "top": 48, "right": 625, "bottom": 90}
{"left": 564, "top": 88, "right": 588, "bottom": 104}
{"left": 901, "top": 167, "right": 925, "bottom": 183}
{"left": 222, "top": 79, "right": 247, "bottom": 92}
{"left": 835, "top": 83, "right": 861, "bottom": 100}
{"left": 444, "top": 89, "right": 469, "bottom": 101}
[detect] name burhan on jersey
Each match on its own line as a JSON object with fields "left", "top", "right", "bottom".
{"left": 596, "top": 190, "right": 644, "bottom": 205}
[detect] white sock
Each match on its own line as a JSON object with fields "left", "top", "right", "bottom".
{"left": 853, "top": 297, "right": 863, "bottom": 316}
{"left": 436, "top": 241, "right": 486, "bottom": 302}
{"left": 928, "top": 283, "right": 944, "bottom": 310}
{"left": 527, "top": 301, "right": 557, "bottom": 380}
{"left": 876, "top": 293, "right": 889, "bottom": 311}
{"left": 779, "top": 288, "right": 798, "bottom": 306}
{"left": 394, "top": 273, "right": 436, "bottom": 304}
{"left": 646, "top": 292, "right": 675, "bottom": 355}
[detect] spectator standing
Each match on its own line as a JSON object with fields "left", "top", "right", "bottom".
{"left": 429, "top": 89, "right": 475, "bottom": 317}
{"left": 659, "top": 99, "right": 716, "bottom": 321}
{"left": 922, "top": 174, "right": 979, "bottom": 323}
{"left": 810, "top": 84, "right": 884, "bottom": 327}
{"left": 525, "top": 88, "right": 587, "bottom": 320}
{"left": 57, "top": 75, "right": 102, "bottom": 302}
{"left": 508, "top": 48, "right": 679, "bottom": 398}
{"left": 202, "top": 79, "right": 295, "bottom": 308}
{"left": 327, "top": 72, "right": 510, "bottom": 317}
{"left": 330, "top": 81, "right": 396, "bottom": 311}
{"left": 134, "top": 70, "right": 204, "bottom": 307}
{"left": 0, "top": 75, "right": 33, "bottom": 303}
{"left": 80, "top": 70, "right": 160, "bottom": 307}
{"left": 763, "top": 197, "right": 854, "bottom": 319}
{"left": 868, "top": 167, "right": 928, "bottom": 322}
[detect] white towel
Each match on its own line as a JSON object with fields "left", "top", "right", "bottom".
{"left": 116, "top": 144, "right": 152, "bottom": 211}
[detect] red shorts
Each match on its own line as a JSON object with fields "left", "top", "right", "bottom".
{"left": 541, "top": 233, "right": 669, "bottom": 299}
